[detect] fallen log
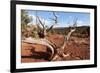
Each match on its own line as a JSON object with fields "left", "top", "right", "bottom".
{"left": 22, "top": 37, "right": 56, "bottom": 60}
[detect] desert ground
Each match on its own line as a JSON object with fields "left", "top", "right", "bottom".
{"left": 21, "top": 34, "right": 90, "bottom": 63}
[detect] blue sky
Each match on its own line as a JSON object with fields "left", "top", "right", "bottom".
{"left": 25, "top": 10, "right": 90, "bottom": 27}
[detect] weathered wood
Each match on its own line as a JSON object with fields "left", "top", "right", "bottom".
{"left": 22, "top": 37, "right": 56, "bottom": 60}
{"left": 22, "top": 15, "right": 77, "bottom": 61}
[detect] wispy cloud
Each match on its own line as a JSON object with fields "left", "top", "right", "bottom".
{"left": 27, "top": 10, "right": 90, "bottom": 28}
{"left": 77, "top": 20, "right": 90, "bottom": 26}
{"left": 77, "top": 20, "right": 84, "bottom": 24}
{"left": 28, "top": 14, "right": 52, "bottom": 27}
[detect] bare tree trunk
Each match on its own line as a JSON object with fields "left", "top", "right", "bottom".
{"left": 22, "top": 37, "right": 56, "bottom": 60}
{"left": 22, "top": 11, "right": 78, "bottom": 61}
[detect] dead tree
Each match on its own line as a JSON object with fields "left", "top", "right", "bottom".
{"left": 36, "top": 12, "right": 58, "bottom": 38}
{"left": 36, "top": 16, "right": 46, "bottom": 38}
{"left": 22, "top": 12, "right": 77, "bottom": 61}
{"left": 47, "top": 12, "right": 58, "bottom": 32}
{"left": 52, "top": 19, "right": 77, "bottom": 61}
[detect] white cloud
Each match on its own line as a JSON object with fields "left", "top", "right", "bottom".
{"left": 31, "top": 15, "right": 36, "bottom": 20}
{"left": 28, "top": 14, "right": 51, "bottom": 27}
{"left": 77, "top": 20, "right": 83, "bottom": 24}
{"left": 28, "top": 15, "right": 90, "bottom": 28}
{"left": 77, "top": 20, "right": 90, "bottom": 26}
{"left": 27, "top": 14, "right": 36, "bottom": 25}
{"left": 54, "top": 23, "right": 68, "bottom": 28}
{"left": 69, "top": 16, "right": 73, "bottom": 19}
{"left": 77, "top": 24, "right": 90, "bottom": 26}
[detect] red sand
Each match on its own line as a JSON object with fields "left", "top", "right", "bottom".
{"left": 21, "top": 35, "right": 90, "bottom": 63}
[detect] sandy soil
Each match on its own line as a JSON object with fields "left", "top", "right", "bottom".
{"left": 21, "top": 34, "right": 90, "bottom": 63}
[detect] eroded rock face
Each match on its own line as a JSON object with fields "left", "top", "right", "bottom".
{"left": 21, "top": 43, "right": 33, "bottom": 56}
{"left": 21, "top": 42, "right": 52, "bottom": 62}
